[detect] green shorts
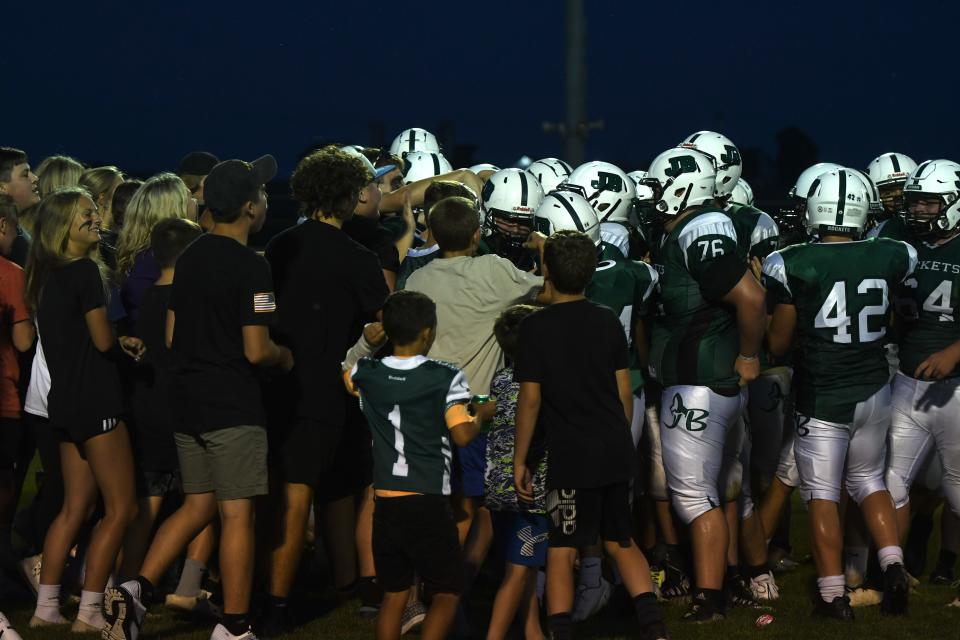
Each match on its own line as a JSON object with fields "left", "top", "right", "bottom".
{"left": 174, "top": 425, "right": 268, "bottom": 500}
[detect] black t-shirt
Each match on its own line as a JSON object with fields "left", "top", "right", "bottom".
{"left": 168, "top": 234, "right": 277, "bottom": 433}
{"left": 515, "top": 299, "right": 634, "bottom": 489}
{"left": 264, "top": 219, "right": 388, "bottom": 427}
{"left": 39, "top": 258, "right": 123, "bottom": 427}
{"left": 342, "top": 214, "right": 402, "bottom": 273}
{"left": 130, "top": 284, "right": 177, "bottom": 471}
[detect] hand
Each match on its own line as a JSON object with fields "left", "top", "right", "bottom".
{"left": 735, "top": 354, "right": 760, "bottom": 386}
{"left": 363, "top": 322, "right": 386, "bottom": 347}
{"left": 280, "top": 347, "right": 295, "bottom": 373}
{"left": 514, "top": 462, "right": 533, "bottom": 504}
{"left": 471, "top": 398, "right": 497, "bottom": 424}
{"left": 914, "top": 345, "right": 960, "bottom": 380}
{"left": 119, "top": 336, "right": 145, "bottom": 362}
{"left": 523, "top": 231, "right": 547, "bottom": 252}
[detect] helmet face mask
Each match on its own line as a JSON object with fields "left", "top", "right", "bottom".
{"left": 902, "top": 159, "right": 960, "bottom": 240}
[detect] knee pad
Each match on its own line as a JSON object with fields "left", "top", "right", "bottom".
{"left": 846, "top": 469, "right": 888, "bottom": 506}
{"left": 670, "top": 489, "right": 721, "bottom": 525}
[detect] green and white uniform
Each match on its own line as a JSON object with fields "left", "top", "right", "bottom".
{"left": 866, "top": 215, "right": 908, "bottom": 241}
{"left": 649, "top": 207, "right": 749, "bottom": 523}
{"left": 726, "top": 203, "right": 780, "bottom": 263}
{"left": 351, "top": 355, "right": 471, "bottom": 495}
{"left": 886, "top": 234, "right": 960, "bottom": 513}
{"left": 586, "top": 257, "right": 658, "bottom": 445}
{"left": 761, "top": 238, "right": 917, "bottom": 503}
{"left": 397, "top": 245, "right": 440, "bottom": 290}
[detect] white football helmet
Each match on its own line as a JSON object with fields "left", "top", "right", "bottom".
{"left": 627, "top": 170, "right": 656, "bottom": 202}
{"left": 469, "top": 163, "right": 499, "bottom": 173}
{"left": 847, "top": 168, "right": 883, "bottom": 219}
{"left": 643, "top": 148, "right": 717, "bottom": 217}
{"left": 902, "top": 159, "right": 960, "bottom": 238}
{"left": 804, "top": 168, "right": 870, "bottom": 235}
{"left": 402, "top": 151, "right": 452, "bottom": 184}
{"left": 777, "top": 162, "right": 843, "bottom": 232}
{"left": 564, "top": 161, "right": 636, "bottom": 223}
{"left": 867, "top": 153, "right": 918, "bottom": 187}
{"left": 389, "top": 128, "right": 441, "bottom": 157}
{"left": 730, "top": 178, "right": 754, "bottom": 206}
{"left": 525, "top": 158, "right": 573, "bottom": 194}
{"left": 679, "top": 131, "right": 743, "bottom": 196}
{"left": 534, "top": 190, "right": 601, "bottom": 245}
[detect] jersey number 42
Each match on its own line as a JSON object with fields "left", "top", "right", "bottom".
{"left": 814, "top": 280, "right": 888, "bottom": 344}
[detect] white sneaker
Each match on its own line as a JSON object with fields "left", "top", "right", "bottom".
{"left": 209, "top": 623, "right": 259, "bottom": 640}
{"left": 18, "top": 555, "right": 41, "bottom": 596}
{"left": 102, "top": 581, "right": 146, "bottom": 640}
{"left": 571, "top": 576, "right": 612, "bottom": 622}
{"left": 0, "top": 612, "right": 24, "bottom": 640}
{"left": 749, "top": 571, "right": 780, "bottom": 601}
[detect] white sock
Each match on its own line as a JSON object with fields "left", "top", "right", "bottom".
{"left": 77, "top": 590, "right": 106, "bottom": 628}
{"left": 817, "top": 574, "right": 845, "bottom": 602}
{"left": 34, "top": 583, "right": 66, "bottom": 623}
{"left": 878, "top": 545, "right": 905, "bottom": 572}
{"left": 578, "top": 557, "right": 602, "bottom": 588}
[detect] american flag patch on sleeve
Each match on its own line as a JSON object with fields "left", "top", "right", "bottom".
{"left": 253, "top": 292, "right": 276, "bottom": 313}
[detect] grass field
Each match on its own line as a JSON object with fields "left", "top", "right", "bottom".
{"left": 3, "top": 460, "right": 959, "bottom": 639}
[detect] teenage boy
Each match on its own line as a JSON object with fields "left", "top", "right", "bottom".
{"left": 104, "top": 155, "right": 293, "bottom": 640}
{"left": 404, "top": 196, "right": 543, "bottom": 594}
{"left": 261, "top": 145, "right": 388, "bottom": 635}
{"left": 342, "top": 290, "right": 493, "bottom": 640}
{"left": 119, "top": 218, "right": 202, "bottom": 580}
{"left": 178, "top": 151, "right": 220, "bottom": 229}
{"left": 0, "top": 196, "right": 34, "bottom": 572}
{"left": 512, "top": 231, "right": 667, "bottom": 640}
{"left": 0, "top": 147, "right": 37, "bottom": 266}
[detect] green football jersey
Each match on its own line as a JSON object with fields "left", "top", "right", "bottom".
{"left": 396, "top": 245, "right": 440, "bottom": 290}
{"left": 867, "top": 215, "right": 908, "bottom": 241}
{"left": 351, "top": 355, "right": 471, "bottom": 495}
{"left": 899, "top": 235, "right": 960, "bottom": 378}
{"left": 726, "top": 203, "right": 780, "bottom": 262}
{"left": 649, "top": 207, "right": 743, "bottom": 391}
{"left": 600, "top": 241, "right": 625, "bottom": 262}
{"left": 761, "top": 238, "right": 917, "bottom": 422}
{"left": 586, "top": 258, "right": 659, "bottom": 391}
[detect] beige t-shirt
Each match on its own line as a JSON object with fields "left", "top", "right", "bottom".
{"left": 405, "top": 255, "right": 543, "bottom": 395}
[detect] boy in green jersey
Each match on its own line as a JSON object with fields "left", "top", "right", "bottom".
{"left": 343, "top": 290, "right": 494, "bottom": 640}
{"left": 763, "top": 168, "right": 916, "bottom": 620}
{"left": 885, "top": 160, "right": 960, "bottom": 605}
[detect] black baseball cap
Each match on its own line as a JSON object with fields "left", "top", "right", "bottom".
{"left": 203, "top": 155, "right": 278, "bottom": 215}
{"left": 178, "top": 151, "right": 220, "bottom": 176}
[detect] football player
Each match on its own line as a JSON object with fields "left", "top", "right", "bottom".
{"left": 885, "top": 159, "right": 960, "bottom": 605}
{"left": 644, "top": 147, "right": 766, "bottom": 622}
{"left": 481, "top": 168, "right": 545, "bottom": 270}
{"left": 565, "top": 161, "right": 639, "bottom": 261}
{"left": 867, "top": 152, "right": 918, "bottom": 238}
{"left": 762, "top": 168, "right": 916, "bottom": 620}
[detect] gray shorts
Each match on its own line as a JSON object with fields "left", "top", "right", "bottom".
{"left": 174, "top": 425, "right": 268, "bottom": 500}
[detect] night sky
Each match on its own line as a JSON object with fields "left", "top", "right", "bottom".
{"left": 5, "top": 0, "right": 958, "bottom": 186}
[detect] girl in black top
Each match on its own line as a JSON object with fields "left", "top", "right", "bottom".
{"left": 24, "top": 187, "right": 142, "bottom": 631}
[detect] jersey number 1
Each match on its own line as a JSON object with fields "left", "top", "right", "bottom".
{"left": 388, "top": 405, "right": 408, "bottom": 477}
{"left": 814, "top": 280, "right": 888, "bottom": 344}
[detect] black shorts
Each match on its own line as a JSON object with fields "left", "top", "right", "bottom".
{"left": 0, "top": 417, "right": 22, "bottom": 469}
{"left": 268, "top": 418, "right": 343, "bottom": 490}
{"left": 373, "top": 494, "right": 463, "bottom": 594}
{"left": 315, "top": 419, "right": 373, "bottom": 503}
{"left": 546, "top": 481, "right": 635, "bottom": 548}
{"left": 135, "top": 468, "right": 183, "bottom": 498}
{"left": 53, "top": 416, "right": 123, "bottom": 446}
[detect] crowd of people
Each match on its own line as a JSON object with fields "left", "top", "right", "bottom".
{"left": 0, "top": 128, "right": 957, "bottom": 640}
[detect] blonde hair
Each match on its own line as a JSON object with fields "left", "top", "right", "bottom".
{"left": 36, "top": 155, "right": 84, "bottom": 198}
{"left": 79, "top": 166, "right": 124, "bottom": 204}
{"left": 25, "top": 187, "right": 107, "bottom": 313}
{"left": 115, "top": 173, "right": 191, "bottom": 280}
